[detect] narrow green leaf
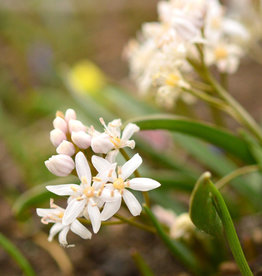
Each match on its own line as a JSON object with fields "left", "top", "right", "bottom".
{"left": 131, "top": 115, "right": 254, "bottom": 163}
{"left": 131, "top": 251, "right": 155, "bottom": 276}
{"left": 0, "top": 232, "right": 35, "bottom": 276}
{"left": 144, "top": 206, "right": 203, "bottom": 275}
{"left": 189, "top": 172, "right": 223, "bottom": 237}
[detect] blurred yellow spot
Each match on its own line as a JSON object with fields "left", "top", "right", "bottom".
{"left": 165, "top": 74, "right": 180, "bottom": 87}
{"left": 113, "top": 178, "right": 125, "bottom": 190}
{"left": 68, "top": 60, "right": 106, "bottom": 94}
{"left": 215, "top": 47, "right": 228, "bottom": 60}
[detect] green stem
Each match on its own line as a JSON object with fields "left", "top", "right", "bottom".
{"left": 119, "top": 148, "right": 151, "bottom": 207}
{"left": 0, "top": 232, "right": 35, "bottom": 276}
{"left": 216, "top": 165, "right": 260, "bottom": 190}
{"left": 144, "top": 206, "right": 203, "bottom": 276}
{"left": 79, "top": 218, "right": 125, "bottom": 226}
{"left": 209, "top": 183, "right": 253, "bottom": 276}
{"left": 114, "top": 214, "right": 156, "bottom": 234}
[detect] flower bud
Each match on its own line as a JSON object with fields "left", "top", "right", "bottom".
{"left": 53, "top": 116, "right": 68, "bottom": 133}
{"left": 68, "top": 119, "right": 87, "bottom": 133}
{"left": 56, "top": 141, "right": 75, "bottom": 156}
{"left": 50, "top": 129, "right": 67, "bottom": 147}
{"left": 91, "top": 133, "right": 114, "bottom": 154}
{"left": 65, "top": 108, "right": 77, "bottom": 122}
{"left": 71, "top": 131, "right": 91, "bottom": 149}
{"left": 45, "top": 154, "right": 74, "bottom": 176}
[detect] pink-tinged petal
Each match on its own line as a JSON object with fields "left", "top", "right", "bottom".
{"left": 46, "top": 184, "right": 80, "bottom": 196}
{"left": 50, "top": 129, "right": 66, "bottom": 147}
{"left": 68, "top": 119, "right": 87, "bottom": 133}
{"left": 45, "top": 155, "right": 74, "bottom": 177}
{"left": 56, "top": 141, "right": 75, "bottom": 156}
{"left": 122, "top": 123, "right": 139, "bottom": 141}
{"left": 58, "top": 226, "right": 70, "bottom": 246}
{"left": 121, "top": 153, "right": 142, "bottom": 180}
{"left": 71, "top": 131, "right": 91, "bottom": 149}
{"left": 129, "top": 178, "right": 161, "bottom": 191}
{"left": 71, "top": 220, "right": 92, "bottom": 239}
{"left": 87, "top": 202, "right": 101, "bottom": 234}
{"left": 91, "top": 133, "right": 114, "bottom": 154}
{"left": 53, "top": 116, "right": 68, "bottom": 133}
{"left": 36, "top": 208, "right": 57, "bottom": 218}
{"left": 65, "top": 108, "right": 77, "bottom": 122}
{"left": 101, "top": 198, "right": 122, "bottom": 221}
{"left": 48, "top": 223, "right": 64, "bottom": 242}
{"left": 123, "top": 189, "right": 142, "bottom": 216}
{"left": 62, "top": 199, "right": 86, "bottom": 225}
{"left": 75, "top": 152, "right": 91, "bottom": 185}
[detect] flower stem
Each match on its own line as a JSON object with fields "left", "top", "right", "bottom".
{"left": 119, "top": 148, "right": 151, "bottom": 207}
{"left": 79, "top": 218, "right": 125, "bottom": 226}
{"left": 216, "top": 165, "right": 260, "bottom": 190}
{"left": 114, "top": 214, "right": 156, "bottom": 234}
{"left": 209, "top": 182, "right": 254, "bottom": 276}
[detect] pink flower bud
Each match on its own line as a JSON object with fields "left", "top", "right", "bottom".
{"left": 53, "top": 116, "right": 67, "bottom": 133}
{"left": 65, "top": 108, "right": 77, "bottom": 122}
{"left": 68, "top": 120, "right": 87, "bottom": 133}
{"left": 56, "top": 141, "right": 75, "bottom": 156}
{"left": 71, "top": 131, "right": 91, "bottom": 149}
{"left": 45, "top": 154, "right": 74, "bottom": 176}
{"left": 91, "top": 133, "right": 114, "bottom": 154}
{"left": 50, "top": 129, "right": 67, "bottom": 147}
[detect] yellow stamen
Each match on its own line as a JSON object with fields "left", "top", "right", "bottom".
{"left": 215, "top": 47, "right": 228, "bottom": 60}
{"left": 93, "top": 177, "right": 102, "bottom": 182}
{"left": 70, "top": 185, "right": 78, "bottom": 192}
{"left": 110, "top": 137, "right": 121, "bottom": 147}
{"left": 56, "top": 111, "right": 65, "bottom": 119}
{"left": 83, "top": 186, "right": 95, "bottom": 198}
{"left": 81, "top": 176, "right": 88, "bottom": 184}
{"left": 113, "top": 178, "right": 125, "bottom": 190}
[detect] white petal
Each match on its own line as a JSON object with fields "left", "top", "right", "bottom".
{"left": 68, "top": 119, "right": 87, "bottom": 133}
{"left": 58, "top": 226, "right": 70, "bottom": 246}
{"left": 62, "top": 198, "right": 86, "bottom": 225}
{"left": 123, "top": 189, "right": 142, "bottom": 216}
{"left": 53, "top": 117, "right": 68, "bottom": 133}
{"left": 75, "top": 152, "right": 91, "bottom": 185}
{"left": 71, "top": 131, "right": 91, "bottom": 149}
{"left": 129, "top": 178, "right": 161, "bottom": 191}
{"left": 121, "top": 123, "right": 139, "bottom": 141}
{"left": 71, "top": 220, "right": 92, "bottom": 239}
{"left": 46, "top": 184, "right": 80, "bottom": 196}
{"left": 99, "top": 186, "right": 121, "bottom": 202}
{"left": 56, "top": 141, "right": 75, "bottom": 156}
{"left": 48, "top": 223, "right": 64, "bottom": 242}
{"left": 105, "top": 149, "right": 119, "bottom": 163}
{"left": 91, "top": 133, "right": 114, "bottom": 154}
{"left": 50, "top": 129, "right": 66, "bottom": 147}
{"left": 101, "top": 198, "right": 122, "bottom": 221}
{"left": 121, "top": 153, "right": 142, "bottom": 180}
{"left": 87, "top": 202, "right": 101, "bottom": 234}
{"left": 92, "top": 155, "right": 114, "bottom": 173}
{"left": 36, "top": 208, "right": 56, "bottom": 218}
{"left": 65, "top": 108, "right": 77, "bottom": 122}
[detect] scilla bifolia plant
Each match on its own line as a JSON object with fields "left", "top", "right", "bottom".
{"left": 30, "top": 0, "right": 262, "bottom": 275}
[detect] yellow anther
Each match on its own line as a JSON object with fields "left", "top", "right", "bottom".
{"left": 117, "top": 167, "right": 122, "bottom": 176}
{"left": 215, "top": 47, "right": 228, "bottom": 60}
{"left": 111, "top": 190, "right": 115, "bottom": 197}
{"left": 56, "top": 111, "right": 65, "bottom": 119}
{"left": 76, "top": 196, "right": 83, "bottom": 201}
{"left": 83, "top": 186, "right": 95, "bottom": 198}
{"left": 110, "top": 137, "right": 121, "bottom": 147}
{"left": 93, "top": 177, "right": 102, "bottom": 182}
{"left": 70, "top": 185, "right": 78, "bottom": 192}
{"left": 108, "top": 169, "right": 113, "bottom": 178}
{"left": 81, "top": 176, "right": 88, "bottom": 184}
{"left": 113, "top": 178, "right": 125, "bottom": 190}
{"left": 165, "top": 74, "right": 180, "bottom": 87}
{"left": 58, "top": 212, "right": 64, "bottom": 218}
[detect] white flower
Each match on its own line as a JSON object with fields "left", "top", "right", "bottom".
{"left": 170, "top": 213, "right": 195, "bottom": 240}
{"left": 92, "top": 153, "right": 161, "bottom": 220}
{"left": 46, "top": 152, "right": 116, "bottom": 233}
{"left": 56, "top": 140, "right": 75, "bottom": 156}
{"left": 50, "top": 128, "right": 67, "bottom": 147}
{"left": 36, "top": 200, "right": 92, "bottom": 247}
{"left": 71, "top": 131, "right": 91, "bottom": 149}
{"left": 90, "top": 118, "right": 139, "bottom": 159}
{"left": 45, "top": 154, "right": 74, "bottom": 177}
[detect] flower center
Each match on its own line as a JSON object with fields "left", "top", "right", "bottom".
{"left": 113, "top": 178, "right": 125, "bottom": 190}
{"left": 110, "top": 137, "right": 122, "bottom": 147}
{"left": 215, "top": 47, "right": 228, "bottom": 60}
{"left": 83, "top": 186, "right": 95, "bottom": 197}
{"left": 165, "top": 74, "right": 180, "bottom": 87}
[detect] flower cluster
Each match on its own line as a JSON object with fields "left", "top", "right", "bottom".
{"left": 125, "top": 0, "right": 249, "bottom": 108}
{"left": 37, "top": 109, "right": 161, "bottom": 247}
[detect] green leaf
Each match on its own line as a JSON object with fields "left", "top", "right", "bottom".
{"left": 0, "top": 232, "right": 35, "bottom": 276}
{"left": 189, "top": 172, "right": 223, "bottom": 237}
{"left": 131, "top": 115, "right": 254, "bottom": 163}
{"left": 131, "top": 251, "right": 155, "bottom": 276}
{"left": 13, "top": 176, "right": 77, "bottom": 219}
